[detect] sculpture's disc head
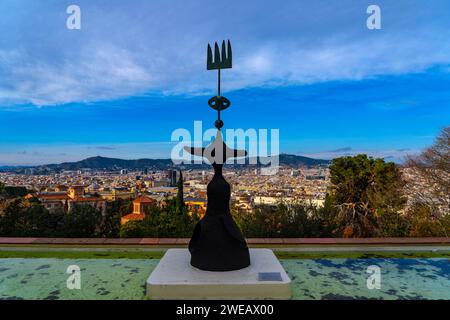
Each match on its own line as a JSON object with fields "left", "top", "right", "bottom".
{"left": 208, "top": 96, "right": 231, "bottom": 112}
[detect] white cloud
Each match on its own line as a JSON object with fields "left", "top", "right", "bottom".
{"left": 0, "top": 45, "right": 156, "bottom": 106}
{"left": 0, "top": 0, "right": 449, "bottom": 106}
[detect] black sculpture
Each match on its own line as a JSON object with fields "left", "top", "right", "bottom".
{"left": 185, "top": 40, "right": 251, "bottom": 271}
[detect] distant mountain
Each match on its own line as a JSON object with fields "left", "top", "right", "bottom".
{"left": 0, "top": 165, "right": 31, "bottom": 171}
{"left": 278, "top": 154, "right": 329, "bottom": 167}
{"left": 47, "top": 156, "right": 173, "bottom": 171}
{"left": 25, "top": 156, "right": 174, "bottom": 173}
{"left": 3, "top": 154, "right": 330, "bottom": 173}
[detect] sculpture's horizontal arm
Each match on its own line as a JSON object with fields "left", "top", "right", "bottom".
{"left": 184, "top": 146, "right": 205, "bottom": 157}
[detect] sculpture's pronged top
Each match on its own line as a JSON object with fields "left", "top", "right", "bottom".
{"left": 207, "top": 40, "right": 232, "bottom": 70}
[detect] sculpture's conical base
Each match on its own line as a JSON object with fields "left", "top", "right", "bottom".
{"left": 188, "top": 164, "right": 250, "bottom": 271}
{"left": 189, "top": 215, "right": 250, "bottom": 271}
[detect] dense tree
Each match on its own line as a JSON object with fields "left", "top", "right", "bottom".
{"left": 328, "top": 154, "right": 406, "bottom": 237}
{"left": 376, "top": 210, "right": 410, "bottom": 237}
{"left": 316, "top": 195, "right": 339, "bottom": 236}
{"left": 176, "top": 170, "right": 185, "bottom": 215}
{"left": 236, "top": 204, "right": 284, "bottom": 237}
{"left": 407, "top": 203, "right": 449, "bottom": 237}
{"left": 0, "top": 183, "right": 29, "bottom": 200}
{"left": 60, "top": 205, "right": 101, "bottom": 237}
{"left": 0, "top": 199, "right": 25, "bottom": 236}
{"left": 2, "top": 186, "right": 29, "bottom": 198}
{"left": 27, "top": 196, "right": 41, "bottom": 206}
{"left": 235, "top": 202, "right": 329, "bottom": 238}
{"left": 110, "top": 198, "right": 133, "bottom": 216}
{"left": 98, "top": 198, "right": 132, "bottom": 237}
{"left": 98, "top": 208, "right": 121, "bottom": 238}
{"left": 0, "top": 199, "right": 64, "bottom": 237}
{"left": 119, "top": 202, "right": 194, "bottom": 238}
{"left": 119, "top": 220, "right": 145, "bottom": 238}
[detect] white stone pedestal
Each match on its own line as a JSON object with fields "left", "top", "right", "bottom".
{"left": 146, "top": 248, "right": 292, "bottom": 300}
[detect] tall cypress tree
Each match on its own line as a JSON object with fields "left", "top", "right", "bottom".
{"left": 176, "top": 170, "right": 184, "bottom": 215}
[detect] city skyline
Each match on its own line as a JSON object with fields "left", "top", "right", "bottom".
{"left": 1, "top": 0, "right": 449, "bottom": 165}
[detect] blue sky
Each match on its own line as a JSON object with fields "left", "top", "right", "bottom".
{"left": 0, "top": 0, "right": 449, "bottom": 165}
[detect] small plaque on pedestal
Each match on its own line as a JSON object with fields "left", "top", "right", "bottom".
{"left": 146, "top": 248, "right": 292, "bottom": 300}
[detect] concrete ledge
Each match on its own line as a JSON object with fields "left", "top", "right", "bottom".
{"left": 0, "top": 237, "right": 449, "bottom": 246}
{"left": 146, "top": 249, "right": 292, "bottom": 300}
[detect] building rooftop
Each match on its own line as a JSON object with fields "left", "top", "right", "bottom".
{"left": 134, "top": 195, "right": 155, "bottom": 203}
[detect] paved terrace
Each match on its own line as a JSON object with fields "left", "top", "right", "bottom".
{"left": 1, "top": 237, "right": 449, "bottom": 253}
{"left": 0, "top": 237, "right": 449, "bottom": 245}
